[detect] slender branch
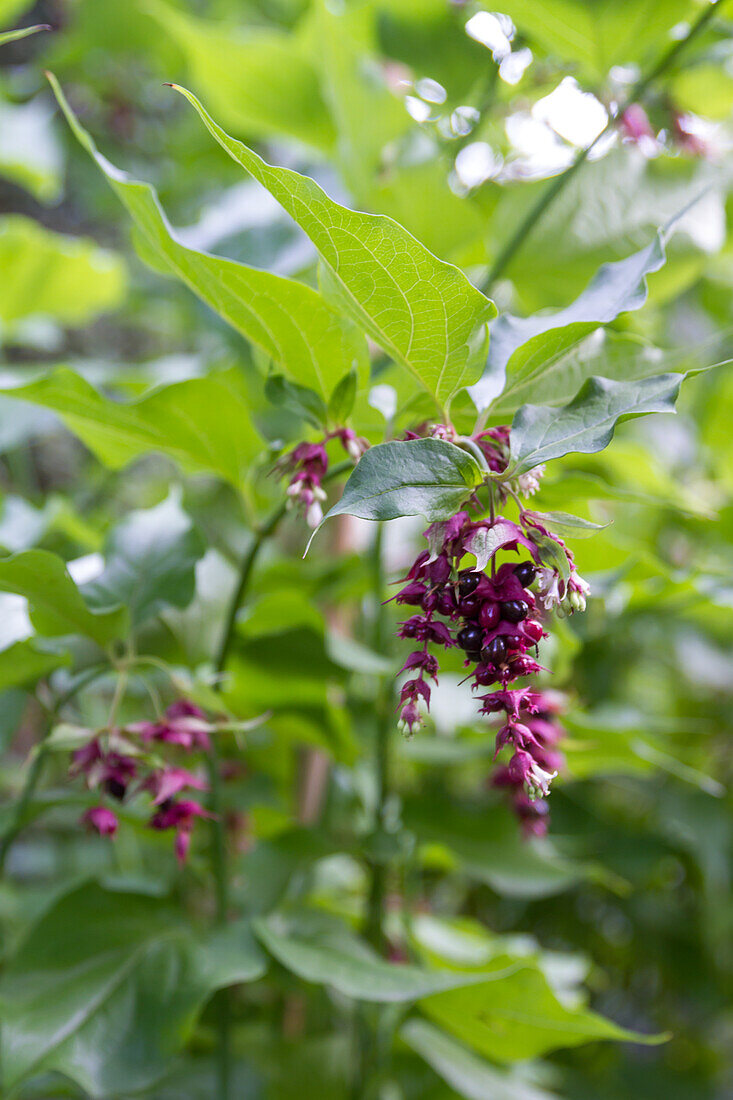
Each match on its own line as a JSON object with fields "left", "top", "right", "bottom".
{"left": 480, "top": 0, "right": 725, "bottom": 294}
{"left": 0, "top": 664, "right": 109, "bottom": 872}
{"left": 206, "top": 457, "right": 353, "bottom": 1100}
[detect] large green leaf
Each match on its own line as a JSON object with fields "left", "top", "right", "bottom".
{"left": 402, "top": 1019, "right": 560, "bottom": 1100}
{"left": 49, "top": 75, "right": 367, "bottom": 400}
{"left": 470, "top": 234, "right": 666, "bottom": 412}
{"left": 509, "top": 374, "right": 684, "bottom": 476}
{"left": 0, "top": 551, "right": 128, "bottom": 646}
{"left": 0, "top": 368, "right": 262, "bottom": 486}
{"left": 172, "top": 85, "right": 496, "bottom": 407}
{"left": 83, "top": 493, "right": 206, "bottom": 627}
{"left": 147, "top": 0, "right": 336, "bottom": 152}
{"left": 0, "top": 882, "right": 266, "bottom": 1096}
{"left": 420, "top": 969, "right": 665, "bottom": 1062}
{"left": 0, "top": 215, "right": 126, "bottom": 334}
{"left": 0, "top": 640, "right": 68, "bottom": 692}
{"left": 254, "top": 915, "right": 509, "bottom": 1002}
{"left": 318, "top": 439, "right": 484, "bottom": 527}
{"left": 495, "top": 0, "right": 694, "bottom": 80}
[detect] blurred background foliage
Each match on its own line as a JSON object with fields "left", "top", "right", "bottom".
{"left": 0, "top": 1, "right": 732, "bottom": 1098}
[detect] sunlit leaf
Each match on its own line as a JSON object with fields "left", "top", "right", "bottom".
{"left": 49, "top": 74, "right": 368, "bottom": 400}
{"left": 0, "top": 215, "right": 126, "bottom": 334}
{"left": 172, "top": 85, "right": 496, "bottom": 406}
{"left": 0, "top": 550, "right": 128, "bottom": 645}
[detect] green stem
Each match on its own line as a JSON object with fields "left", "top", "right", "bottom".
{"left": 480, "top": 0, "right": 725, "bottom": 294}
{"left": 0, "top": 663, "right": 109, "bottom": 873}
{"left": 207, "top": 458, "right": 353, "bottom": 1100}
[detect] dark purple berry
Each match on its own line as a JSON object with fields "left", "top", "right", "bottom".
{"left": 500, "top": 600, "right": 529, "bottom": 623}
{"left": 466, "top": 650, "right": 482, "bottom": 664}
{"left": 478, "top": 601, "right": 500, "bottom": 630}
{"left": 436, "top": 588, "right": 457, "bottom": 616}
{"left": 504, "top": 634, "right": 524, "bottom": 650}
{"left": 458, "top": 570, "right": 481, "bottom": 597}
{"left": 514, "top": 562, "right": 536, "bottom": 587}
{"left": 457, "top": 624, "right": 483, "bottom": 651}
{"left": 457, "top": 595, "right": 481, "bottom": 619}
{"left": 104, "top": 778, "right": 126, "bottom": 801}
{"left": 483, "top": 636, "right": 507, "bottom": 664}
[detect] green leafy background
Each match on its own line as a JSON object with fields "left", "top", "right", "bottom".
{"left": 0, "top": 2, "right": 731, "bottom": 1099}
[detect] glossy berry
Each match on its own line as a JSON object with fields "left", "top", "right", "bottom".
{"left": 483, "top": 636, "right": 507, "bottom": 664}
{"left": 524, "top": 619, "right": 543, "bottom": 643}
{"left": 457, "top": 595, "right": 481, "bottom": 619}
{"left": 500, "top": 600, "right": 529, "bottom": 623}
{"left": 466, "top": 650, "right": 482, "bottom": 664}
{"left": 514, "top": 562, "right": 536, "bottom": 587}
{"left": 457, "top": 624, "right": 483, "bottom": 651}
{"left": 504, "top": 634, "right": 524, "bottom": 650}
{"left": 478, "top": 601, "right": 500, "bottom": 630}
{"left": 436, "top": 588, "right": 457, "bottom": 616}
{"left": 458, "top": 570, "right": 481, "bottom": 597}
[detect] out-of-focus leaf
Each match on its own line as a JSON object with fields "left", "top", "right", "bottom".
{"left": 0, "top": 368, "right": 262, "bottom": 486}
{"left": 318, "top": 439, "right": 483, "bottom": 528}
{"left": 402, "top": 1019, "right": 560, "bottom": 1100}
{"left": 254, "top": 915, "right": 511, "bottom": 1002}
{"left": 0, "top": 640, "right": 68, "bottom": 692}
{"left": 495, "top": 0, "right": 693, "bottom": 80}
{"left": 147, "top": 0, "right": 336, "bottom": 152}
{"left": 0, "top": 97, "right": 62, "bottom": 202}
{"left": 172, "top": 85, "right": 496, "bottom": 406}
{"left": 471, "top": 234, "right": 666, "bottom": 412}
{"left": 509, "top": 374, "right": 683, "bottom": 475}
{"left": 0, "top": 21, "right": 48, "bottom": 47}
{"left": 49, "top": 75, "right": 368, "bottom": 400}
{"left": 0, "top": 882, "right": 266, "bottom": 1096}
{"left": 419, "top": 966, "right": 666, "bottom": 1062}
{"left": 0, "top": 215, "right": 126, "bottom": 334}
{"left": 82, "top": 493, "right": 206, "bottom": 626}
{"left": 0, "top": 550, "right": 128, "bottom": 645}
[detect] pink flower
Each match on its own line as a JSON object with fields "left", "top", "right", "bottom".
{"left": 144, "top": 767, "right": 208, "bottom": 805}
{"left": 82, "top": 806, "right": 118, "bottom": 837}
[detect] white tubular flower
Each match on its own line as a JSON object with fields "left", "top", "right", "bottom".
{"left": 516, "top": 463, "right": 545, "bottom": 497}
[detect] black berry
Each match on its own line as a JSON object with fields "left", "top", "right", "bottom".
{"left": 457, "top": 595, "right": 481, "bottom": 619}
{"left": 457, "top": 624, "right": 483, "bottom": 651}
{"left": 514, "top": 562, "right": 536, "bottom": 587}
{"left": 466, "top": 650, "right": 482, "bottom": 664}
{"left": 458, "top": 570, "right": 481, "bottom": 597}
{"left": 483, "top": 636, "right": 507, "bottom": 664}
{"left": 104, "top": 778, "right": 126, "bottom": 801}
{"left": 500, "top": 600, "right": 529, "bottom": 623}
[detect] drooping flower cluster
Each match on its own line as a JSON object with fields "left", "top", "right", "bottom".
{"left": 489, "top": 688, "right": 567, "bottom": 837}
{"left": 73, "top": 699, "right": 212, "bottom": 863}
{"left": 277, "top": 428, "right": 368, "bottom": 528}
{"left": 392, "top": 430, "right": 588, "bottom": 835}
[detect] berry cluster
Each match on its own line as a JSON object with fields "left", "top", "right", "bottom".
{"left": 73, "top": 699, "right": 212, "bottom": 863}
{"left": 394, "top": 496, "right": 587, "bottom": 834}
{"left": 277, "top": 428, "right": 367, "bottom": 528}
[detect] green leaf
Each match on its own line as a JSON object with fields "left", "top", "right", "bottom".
{"left": 254, "top": 915, "right": 508, "bottom": 1002}
{"left": 147, "top": 0, "right": 336, "bottom": 152}
{"left": 526, "top": 510, "right": 609, "bottom": 538}
{"left": 509, "top": 374, "right": 683, "bottom": 476}
{"left": 0, "top": 367, "right": 262, "bottom": 487}
{"left": 495, "top": 0, "right": 692, "bottom": 81}
{"left": 402, "top": 1019, "right": 560, "bottom": 1100}
{"left": 171, "top": 85, "right": 496, "bottom": 406}
{"left": 420, "top": 967, "right": 666, "bottom": 1063}
{"left": 48, "top": 74, "right": 368, "bottom": 401}
{"left": 0, "top": 23, "right": 48, "bottom": 47}
{"left": 471, "top": 234, "right": 666, "bottom": 412}
{"left": 319, "top": 439, "right": 484, "bottom": 526}
{"left": 0, "top": 215, "right": 126, "bottom": 333}
{"left": 0, "top": 550, "right": 128, "bottom": 646}
{"left": 82, "top": 493, "right": 206, "bottom": 627}
{"left": 327, "top": 369, "right": 358, "bottom": 424}
{"left": 0, "top": 882, "right": 266, "bottom": 1096}
{"left": 0, "top": 640, "right": 68, "bottom": 692}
